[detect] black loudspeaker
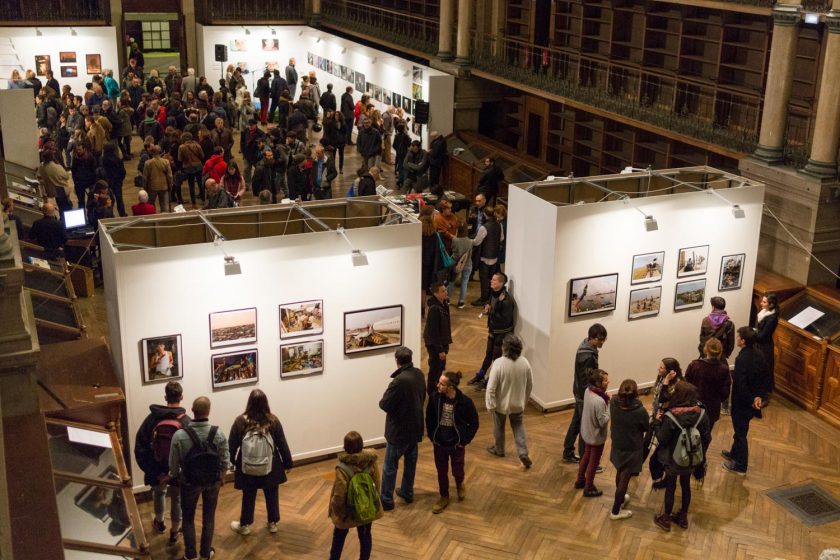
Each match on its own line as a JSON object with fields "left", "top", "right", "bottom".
{"left": 413, "top": 101, "right": 430, "bottom": 124}
{"left": 214, "top": 44, "right": 228, "bottom": 62}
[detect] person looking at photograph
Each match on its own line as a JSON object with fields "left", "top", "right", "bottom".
{"left": 562, "top": 323, "right": 607, "bottom": 463}
{"left": 609, "top": 379, "right": 648, "bottom": 520}
{"left": 575, "top": 369, "right": 611, "bottom": 497}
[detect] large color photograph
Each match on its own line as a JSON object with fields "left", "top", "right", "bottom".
{"left": 631, "top": 251, "right": 664, "bottom": 285}
{"left": 568, "top": 273, "right": 619, "bottom": 317}
{"left": 719, "top": 253, "right": 745, "bottom": 291}
{"left": 280, "top": 340, "right": 324, "bottom": 378}
{"left": 674, "top": 279, "right": 707, "bottom": 311}
{"left": 344, "top": 305, "right": 403, "bottom": 355}
{"left": 211, "top": 349, "right": 258, "bottom": 389}
{"left": 209, "top": 308, "right": 257, "bottom": 348}
{"left": 141, "top": 334, "right": 183, "bottom": 384}
{"left": 279, "top": 300, "right": 323, "bottom": 339}
{"left": 677, "top": 245, "right": 709, "bottom": 278}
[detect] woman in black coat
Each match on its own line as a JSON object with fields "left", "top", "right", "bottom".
{"left": 101, "top": 142, "right": 127, "bottom": 216}
{"left": 228, "top": 389, "right": 293, "bottom": 535}
{"left": 609, "top": 379, "right": 648, "bottom": 521}
{"left": 754, "top": 293, "right": 779, "bottom": 399}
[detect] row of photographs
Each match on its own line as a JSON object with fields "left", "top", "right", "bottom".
{"left": 140, "top": 304, "right": 404, "bottom": 387}
{"left": 570, "top": 249, "right": 745, "bottom": 318}
{"left": 34, "top": 53, "right": 101, "bottom": 78}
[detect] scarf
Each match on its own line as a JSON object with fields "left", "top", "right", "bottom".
{"left": 757, "top": 308, "right": 775, "bottom": 325}
{"left": 588, "top": 384, "right": 610, "bottom": 404}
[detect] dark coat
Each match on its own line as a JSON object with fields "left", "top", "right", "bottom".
{"left": 71, "top": 153, "right": 98, "bottom": 188}
{"left": 252, "top": 158, "right": 285, "bottom": 195}
{"left": 698, "top": 311, "right": 735, "bottom": 358}
{"left": 240, "top": 127, "right": 267, "bottom": 165}
{"left": 428, "top": 135, "right": 447, "bottom": 166}
{"left": 685, "top": 358, "right": 731, "bottom": 425}
{"left": 478, "top": 163, "right": 504, "bottom": 198}
{"left": 654, "top": 404, "right": 712, "bottom": 474}
{"left": 287, "top": 162, "right": 313, "bottom": 200}
{"left": 356, "top": 127, "right": 382, "bottom": 158}
{"left": 754, "top": 311, "right": 778, "bottom": 376}
{"left": 732, "top": 346, "right": 769, "bottom": 415}
{"left": 426, "top": 388, "right": 479, "bottom": 447}
{"left": 573, "top": 339, "right": 599, "bottom": 401}
{"left": 609, "top": 398, "right": 649, "bottom": 474}
{"left": 379, "top": 363, "right": 426, "bottom": 446}
{"left": 229, "top": 415, "right": 293, "bottom": 490}
{"left": 340, "top": 92, "right": 355, "bottom": 122}
{"left": 423, "top": 296, "right": 452, "bottom": 354}
{"left": 487, "top": 288, "right": 515, "bottom": 335}
{"left": 319, "top": 91, "right": 337, "bottom": 111}
{"left": 270, "top": 75, "right": 287, "bottom": 100}
{"left": 357, "top": 173, "right": 376, "bottom": 197}
{"left": 134, "top": 404, "right": 190, "bottom": 486}
{"left": 254, "top": 77, "right": 271, "bottom": 99}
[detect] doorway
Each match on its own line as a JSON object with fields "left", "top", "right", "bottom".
{"left": 123, "top": 11, "right": 184, "bottom": 75}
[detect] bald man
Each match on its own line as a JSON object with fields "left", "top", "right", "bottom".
{"left": 29, "top": 202, "right": 66, "bottom": 257}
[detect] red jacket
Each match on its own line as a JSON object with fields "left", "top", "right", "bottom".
{"left": 202, "top": 154, "right": 227, "bottom": 183}
{"left": 155, "top": 106, "right": 168, "bottom": 127}
{"left": 132, "top": 202, "right": 156, "bottom": 216}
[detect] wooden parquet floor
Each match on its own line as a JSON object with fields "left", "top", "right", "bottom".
{"left": 72, "top": 132, "right": 840, "bottom": 559}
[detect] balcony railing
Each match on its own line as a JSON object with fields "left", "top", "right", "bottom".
{"left": 321, "top": 0, "right": 439, "bottom": 55}
{"left": 1, "top": 0, "right": 107, "bottom": 23}
{"left": 473, "top": 34, "right": 760, "bottom": 155}
{"left": 197, "top": 0, "right": 305, "bottom": 23}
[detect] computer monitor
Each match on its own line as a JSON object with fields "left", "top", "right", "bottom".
{"left": 63, "top": 208, "right": 87, "bottom": 230}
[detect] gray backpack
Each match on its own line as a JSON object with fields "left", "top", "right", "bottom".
{"left": 664, "top": 409, "right": 705, "bottom": 470}
{"left": 240, "top": 422, "right": 275, "bottom": 476}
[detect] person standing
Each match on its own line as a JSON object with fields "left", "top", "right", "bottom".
{"left": 575, "top": 369, "right": 610, "bottom": 497}
{"left": 754, "top": 293, "right": 779, "bottom": 404}
{"left": 698, "top": 296, "right": 735, "bottom": 360}
{"left": 485, "top": 334, "right": 533, "bottom": 469}
{"left": 255, "top": 71, "right": 272, "bottom": 126}
{"left": 134, "top": 381, "right": 190, "bottom": 545}
{"left": 378, "top": 347, "right": 426, "bottom": 511}
{"left": 340, "top": 86, "right": 355, "bottom": 146}
{"left": 312, "top": 145, "right": 338, "bottom": 200}
{"left": 562, "top": 323, "right": 607, "bottom": 463}
{"left": 269, "top": 70, "right": 287, "bottom": 124}
{"left": 402, "top": 140, "right": 428, "bottom": 193}
{"left": 685, "top": 338, "right": 731, "bottom": 432}
{"left": 428, "top": 131, "right": 448, "bottom": 193}
{"left": 320, "top": 83, "right": 337, "bottom": 115}
{"left": 328, "top": 431, "right": 383, "bottom": 560}
{"left": 285, "top": 58, "right": 298, "bottom": 100}
{"left": 182, "top": 68, "right": 198, "bottom": 96}
{"left": 469, "top": 272, "right": 516, "bottom": 390}
{"left": 477, "top": 157, "right": 504, "bottom": 203}
{"left": 357, "top": 119, "right": 382, "bottom": 171}
{"left": 426, "top": 371, "right": 479, "bottom": 514}
{"left": 449, "top": 220, "right": 473, "bottom": 308}
{"left": 228, "top": 389, "right": 293, "bottom": 536}
{"left": 381, "top": 106, "right": 395, "bottom": 165}
{"left": 240, "top": 118, "right": 267, "bottom": 191}
{"left": 608, "top": 379, "right": 648, "bottom": 520}
{"left": 424, "top": 282, "right": 452, "bottom": 396}
{"left": 142, "top": 145, "right": 173, "bottom": 213}
{"left": 168, "top": 396, "right": 230, "bottom": 560}
{"left": 28, "top": 203, "right": 66, "bottom": 258}
{"left": 470, "top": 206, "right": 502, "bottom": 307}
{"left": 722, "top": 327, "right": 769, "bottom": 476}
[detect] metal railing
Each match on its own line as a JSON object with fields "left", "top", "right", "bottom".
{"left": 321, "top": 0, "right": 439, "bottom": 54}
{"left": 472, "top": 33, "right": 760, "bottom": 154}
{"left": 198, "top": 0, "right": 305, "bottom": 22}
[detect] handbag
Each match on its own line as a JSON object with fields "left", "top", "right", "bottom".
{"left": 435, "top": 233, "right": 454, "bottom": 269}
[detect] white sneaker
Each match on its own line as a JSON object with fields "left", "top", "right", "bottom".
{"left": 230, "top": 521, "right": 251, "bottom": 535}
{"left": 610, "top": 510, "right": 633, "bottom": 520}
{"left": 623, "top": 494, "right": 631, "bottom": 508}
{"left": 268, "top": 522, "right": 278, "bottom": 533}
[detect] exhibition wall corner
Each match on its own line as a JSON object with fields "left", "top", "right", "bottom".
{"left": 507, "top": 181, "right": 765, "bottom": 410}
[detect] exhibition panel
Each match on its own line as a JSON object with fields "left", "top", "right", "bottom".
{"left": 506, "top": 167, "right": 765, "bottom": 411}
{"left": 100, "top": 199, "right": 421, "bottom": 490}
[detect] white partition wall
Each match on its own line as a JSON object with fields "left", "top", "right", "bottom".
{"left": 506, "top": 175, "right": 765, "bottom": 410}
{"left": 195, "top": 24, "right": 454, "bottom": 146}
{"left": 102, "top": 214, "right": 421, "bottom": 490}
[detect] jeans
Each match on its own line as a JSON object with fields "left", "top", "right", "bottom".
{"left": 180, "top": 482, "right": 220, "bottom": 560}
{"left": 491, "top": 411, "right": 528, "bottom": 458}
{"left": 433, "top": 444, "right": 465, "bottom": 497}
{"left": 576, "top": 443, "right": 604, "bottom": 491}
{"left": 329, "top": 524, "right": 372, "bottom": 560}
{"left": 562, "top": 401, "right": 585, "bottom": 458}
{"left": 426, "top": 345, "right": 446, "bottom": 396}
{"left": 109, "top": 179, "right": 127, "bottom": 217}
{"left": 239, "top": 484, "right": 279, "bottom": 526}
{"left": 663, "top": 472, "right": 692, "bottom": 515}
{"left": 480, "top": 334, "right": 504, "bottom": 372}
{"left": 729, "top": 403, "right": 753, "bottom": 471}
{"left": 153, "top": 482, "right": 182, "bottom": 528}
{"left": 447, "top": 261, "right": 472, "bottom": 304}
{"left": 380, "top": 441, "right": 419, "bottom": 507}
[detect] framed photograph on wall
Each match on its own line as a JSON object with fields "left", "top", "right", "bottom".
{"left": 209, "top": 307, "right": 257, "bottom": 348}
{"left": 674, "top": 279, "right": 707, "bottom": 311}
{"left": 265, "top": 60, "right": 279, "bottom": 72}
{"left": 262, "top": 38, "right": 279, "bottom": 51}
{"left": 630, "top": 251, "right": 664, "bottom": 285}
{"left": 307, "top": 52, "right": 314, "bottom": 65}
{"left": 230, "top": 39, "right": 248, "bottom": 52}
{"left": 141, "top": 334, "right": 183, "bottom": 384}
{"left": 628, "top": 286, "right": 662, "bottom": 320}
{"left": 211, "top": 349, "right": 258, "bottom": 389}
{"left": 344, "top": 305, "right": 403, "bottom": 355}
{"left": 279, "top": 300, "right": 324, "bottom": 339}
{"left": 60, "top": 66, "right": 78, "bottom": 78}
{"left": 392, "top": 92, "right": 401, "bottom": 109}
{"left": 59, "top": 51, "right": 77, "bottom": 63}
{"left": 402, "top": 96, "right": 412, "bottom": 114}
{"left": 412, "top": 83, "right": 422, "bottom": 101}
{"left": 383, "top": 90, "right": 392, "bottom": 106}
{"left": 719, "top": 253, "right": 745, "bottom": 291}
{"left": 280, "top": 340, "right": 324, "bottom": 379}
{"left": 412, "top": 65, "right": 423, "bottom": 84}
{"left": 354, "top": 72, "right": 365, "bottom": 95}
{"left": 35, "top": 55, "right": 51, "bottom": 77}
{"left": 677, "top": 245, "right": 709, "bottom": 277}
{"left": 568, "top": 273, "right": 619, "bottom": 317}
{"left": 85, "top": 54, "right": 102, "bottom": 75}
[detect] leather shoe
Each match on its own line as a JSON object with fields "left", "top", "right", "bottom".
{"left": 562, "top": 454, "right": 580, "bottom": 463}
{"left": 395, "top": 489, "right": 413, "bottom": 504}
{"left": 583, "top": 488, "right": 603, "bottom": 498}
{"left": 457, "top": 483, "right": 466, "bottom": 501}
{"left": 486, "top": 446, "right": 505, "bottom": 458}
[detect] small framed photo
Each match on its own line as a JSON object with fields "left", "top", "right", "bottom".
{"left": 392, "top": 92, "right": 401, "bottom": 108}
{"left": 209, "top": 307, "right": 257, "bottom": 348}
{"left": 60, "top": 66, "right": 78, "bottom": 78}
{"left": 230, "top": 39, "right": 248, "bottom": 52}
{"left": 85, "top": 53, "right": 102, "bottom": 75}
{"left": 674, "top": 279, "right": 707, "bottom": 311}
{"left": 262, "top": 38, "right": 279, "bottom": 51}
{"left": 569, "top": 273, "right": 619, "bottom": 317}
{"left": 354, "top": 72, "right": 365, "bottom": 95}
{"left": 35, "top": 55, "right": 51, "bottom": 77}
{"left": 719, "top": 253, "right": 745, "bottom": 291}
{"left": 412, "top": 83, "right": 422, "bottom": 100}
{"left": 307, "top": 52, "right": 314, "bottom": 65}
{"left": 628, "top": 286, "right": 662, "bottom": 320}
{"left": 59, "top": 51, "right": 77, "bottom": 63}
{"left": 280, "top": 340, "right": 324, "bottom": 378}
{"left": 141, "top": 334, "right": 183, "bottom": 383}
{"left": 631, "top": 251, "right": 664, "bottom": 285}
{"left": 677, "top": 245, "right": 709, "bottom": 277}
{"left": 344, "top": 305, "right": 403, "bottom": 355}
{"left": 211, "top": 349, "right": 258, "bottom": 389}
{"left": 279, "top": 300, "right": 324, "bottom": 339}
{"left": 402, "top": 96, "right": 412, "bottom": 114}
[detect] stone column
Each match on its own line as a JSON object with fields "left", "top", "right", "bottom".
{"left": 438, "top": 0, "right": 454, "bottom": 61}
{"left": 455, "top": 0, "right": 473, "bottom": 66}
{"left": 182, "top": 0, "right": 198, "bottom": 71}
{"left": 312, "top": 0, "right": 322, "bottom": 23}
{"left": 753, "top": 2, "right": 802, "bottom": 163}
{"left": 109, "top": 0, "right": 125, "bottom": 72}
{"left": 802, "top": 6, "right": 840, "bottom": 179}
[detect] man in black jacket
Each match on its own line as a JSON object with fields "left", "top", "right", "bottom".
{"left": 428, "top": 131, "right": 448, "bottom": 193}
{"left": 240, "top": 118, "right": 266, "bottom": 190}
{"left": 722, "top": 327, "right": 769, "bottom": 476}
{"left": 255, "top": 71, "right": 272, "bottom": 125}
{"left": 378, "top": 347, "right": 426, "bottom": 511}
{"left": 477, "top": 157, "right": 504, "bottom": 203}
{"left": 252, "top": 147, "right": 285, "bottom": 202}
{"left": 340, "top": 86, "right": 355, "bottom": 145}
{"left": 356, "top": 166, "right": 381, "bottom": 197}
{"left": 269, "top": 70, "right": 287, "bottom": 124}
{"left": 426, "top": 371, "right": 479, "bottom": 514}
{"left": 319, "top": 83, "right": 337, "bottom": 113}
{"left": 134, "top": 381, "right": 190, "bottom": 544}
{"left": 424, "top": 282, "right": 452, "bottom": 396}
{"left": 468, "top": 272, "right": 516, "bottom": 389}
{"left": 562, "top": 323, "right": 607, "bottom": 463}
{"left": 356, "top": 119, "right": 382, "bottom": 170}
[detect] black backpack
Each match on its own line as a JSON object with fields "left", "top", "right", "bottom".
{"left": 182, "top": 425, "right": 221, "bottom": 485}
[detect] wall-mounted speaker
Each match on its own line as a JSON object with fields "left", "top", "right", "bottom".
{"left": 214, "top": 44, "right": 228, "bottom": 62}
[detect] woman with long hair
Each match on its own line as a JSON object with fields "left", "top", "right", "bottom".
{"left": 685, "top": 338, "right": 731, "bottom": 432}
{"left": 754, "top": 293, "right": 779, "bottom": 404}
{"left": 222, "top": 161, "right": 246, "bottom": 204}
{"left": 608, "top": 379, "right": 648, "bottom": 520}
{"left": 648, "top": 357, "right": 683, "bottom": 487}
{"left": 228, "top": 389, "right": 293, "bottom": 535}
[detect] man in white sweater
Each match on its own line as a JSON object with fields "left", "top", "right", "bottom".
{"left": 485, "top": 334, "right": 534, "bottom": 469}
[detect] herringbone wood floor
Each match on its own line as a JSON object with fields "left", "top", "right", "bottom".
{"left": 74, "top": 133, "right": 840, "bottom": 559}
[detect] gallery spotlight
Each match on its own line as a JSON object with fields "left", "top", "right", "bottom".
{"left": 270, "top": 27, "right": 276, "bottom": 35}
{"left": 732, "top": 204, "right": 746, "bottom": 219}
{"left": 644, "top": 215, "right": 659, "bottom": 232}
{"left": 70, "top": 27, "right": 77, "bottom": 36}
{"left": 316, "top": 37, "right": 322, "bottom": 43}
{"left": 336, "top": 226, "right": 369, "bottom": 267}
{"left": 224, "top": 255, "right": 242, "bottom": 276}
{"left": 36, "top": 28, "right": 42, "bottom": 36}
{"left": 242, "top": 26, "right": 250, "bottom": 35}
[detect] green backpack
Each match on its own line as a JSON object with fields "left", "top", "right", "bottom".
{"left": 337, "top": 462, "right": 379, "bottom": 525}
